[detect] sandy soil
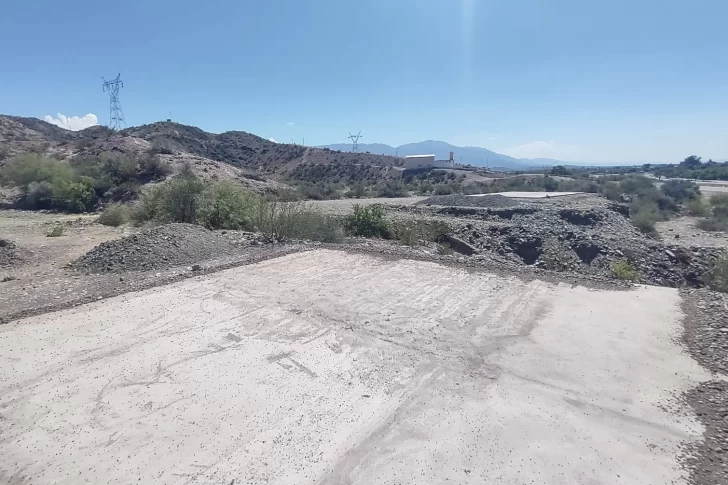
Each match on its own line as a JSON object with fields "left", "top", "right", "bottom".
{"left": 0, "top": 209, "right": 134, "bottom": 271}
{"left": 0, "top": 250, "right": 712, "bottom": 485}
{"left": 697, "top": 181, "right": 728, "bottom": 196}
{"left": 656, "top": 216, "right": 728, "bottom": 248}
{"left": 307, "top": 196, "right": 427, "bottom": 214}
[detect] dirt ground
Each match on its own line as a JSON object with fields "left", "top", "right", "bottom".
{"left": 308, "top": 196, "right": 427, "bottom": 214}
{"left": 656, "top": 216, "right": 728, "bottom": 247}
{"left": 0, "top": 209, "right": 133, "bottom": 271}
{"left": 697, "top": 181, "right": 728, "bottom": 196}
{"left": 0, "top": 250, "right": 713, "bottom": 485}
{"left": 1, "top": 204, "right": 727, "bottom": 484}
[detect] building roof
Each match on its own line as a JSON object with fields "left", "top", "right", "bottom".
{"left": 405, "top": 154, "right": 436, "bottom": 158}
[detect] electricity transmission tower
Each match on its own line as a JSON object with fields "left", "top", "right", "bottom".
{"left": 102, "top": 74, "right": 125, "bottom": 130}
{"left": 348, "top": 131, "right": 362, "bottom": 152}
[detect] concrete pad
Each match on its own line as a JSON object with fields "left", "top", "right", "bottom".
{"left": 0, "top": 250, "right": 710, "bottom": 485}
{"left": 469, "top": 191, "right": 584, "bottom": 198}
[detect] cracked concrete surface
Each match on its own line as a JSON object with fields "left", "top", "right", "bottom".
{"left": 0, "top": 250, "right": 712, "bottom": 484}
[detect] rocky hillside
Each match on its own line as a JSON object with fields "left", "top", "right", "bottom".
{"left": 0, "top": 115, "right": 404, "bottom": 185}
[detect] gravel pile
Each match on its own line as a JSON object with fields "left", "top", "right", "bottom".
{"left": 680, "top": 289, "right": 728, "bottom": 485}
{"left": 682, "top": 381, "right": 728, "bottom": 485}
{"left": 0, "top": 238, "right": 23, "bottom": 267}
{"left": 418, "top": 194, "right": 518, "bottom": 208}
{"left": 73, "top": 223, "right": 238, "bottom": 273}
{"left": 434, "top": 200, "right": 721, "bottom": 288}
{"left": 682, "top": 289, "right": 728, "bottom": 375}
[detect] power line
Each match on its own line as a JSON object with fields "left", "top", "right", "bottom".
{"left": 102, "top": 73, "right": 125, "bottom": 131}
{"left": 348, "top": 131, "right": 362, "bottom": 152}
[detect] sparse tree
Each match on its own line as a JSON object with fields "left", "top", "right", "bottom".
{"left": 681, "top": 155, "right": 702, "bottom": 169}
{"left": 550, "top": 165, "right": 570, "bottom": 176}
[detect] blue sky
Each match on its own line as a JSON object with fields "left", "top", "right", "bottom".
{"left": 1, "top": 0, "right": 726, "bottom": 163}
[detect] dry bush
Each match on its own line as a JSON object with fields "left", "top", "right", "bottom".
{"left": 707, "top": 251, "right": 728, "bottom": 293}
{"left": 390, "top": 219, "right": 449, "bottom": 246}
{"left": 46, "top": 224, "right": 64, "bottom": 237}
{"left": 97, "top": 203, "right": 129, "bottom": 227}
{"left": 686, "top": 197, "right": 709, "bottom": 216}
{"left": 255, "top": 200, "right": 343, "bottom": 242}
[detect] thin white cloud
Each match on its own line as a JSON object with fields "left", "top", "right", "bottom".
{"left": 268, "top": 137, "right": 278, "bottom": 143}
{"left": 286, "top": 122, "right": 295, "bottom": 126}
{"left": 43, "top": 113, "right": 98, "bottom": 131}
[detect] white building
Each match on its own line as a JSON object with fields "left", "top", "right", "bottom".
{"left": 404, "top": 154, "right": 436, "bottom": 169}
{"left": 404, "top": 152, "right": 455, "bottom": 170}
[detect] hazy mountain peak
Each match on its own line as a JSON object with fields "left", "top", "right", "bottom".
{"left": 321, "top": 140, "right": 539, "bottom": 169}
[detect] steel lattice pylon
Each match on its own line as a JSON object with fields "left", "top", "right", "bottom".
{"left": 102, "top": 74, "right": 125, "bottom": 131}
{"left": 348, "top": 131, "right": 362, "bottom": 152}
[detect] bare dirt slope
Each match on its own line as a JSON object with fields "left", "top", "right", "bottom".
{"left": 0, "top": 250, "right": 712, "bottom": 485}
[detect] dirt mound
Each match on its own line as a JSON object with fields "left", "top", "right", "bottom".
{"left": 418, "top": 194, "right": 518, "bottom": 208}
{"left": 0, "top": 238, "right": 24, "bottom": 267}
{"left": 72, "top": 223, "right": 236, "bottom": 273}
{"left": 447, "top": 203, "right": 721, "bottom": 288}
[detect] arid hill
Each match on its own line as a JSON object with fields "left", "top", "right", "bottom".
{"left": 0, "top": 115, "right": 404, "bottom": 185}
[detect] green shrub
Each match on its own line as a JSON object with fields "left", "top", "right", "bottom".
{"left": 601, "top": 181, "right": 621, "bottom": 201}
{"left": 706, "top": 251, "right": 728, "bottom": 293}
{"left": 345, "top": 204, "right": 390, "bottom": 238}
{"left": 697, "top": 216, "right": 728, "bottom": 232}
{"left": 696, "top": 195, "right": 728, "bottom": 232}
{"left": 550, "top": 165, "right": 570, "bottom": 176}
{"left": 129, "top": 173, "right": 209, "bottom": 225}
{"left": 158, "top": 173, "right": 205, "bottom": 223}
{"left": 46, "top": 224, "right": 64, "bottom": 237}
{"left": 129, "top": 175, "right": 339, "bottom": 237}
{"left": 104, "top": 181, "right": 142, "bottom": 202}
{"left": 543, "top": 175, "right": 558, "bottom": 192}
{"left": 24, "top": 181, "right": 54, "bottom": 209}
{"left": 280, "top": 210, "right": 343, "bottom": 243}
{"left": 348, "top": 183, "right": 368, "bottom": 198}
{"left": 254, "top": 200, "right": 343, "bottom": 242}
{"left": 709, "top": 194, "right": 728, "bottom": 209}
{"left": 629, "top": 200, "right": 661, "bottom": 235}
{"left": 686, "top": 197, "right": 710, "bottom": 216}
{"left": 97, "top": 203, "right": 129, "bottom": 227}
{"left": 276, "top": 188, "right": 303, "bottom": 202}
{"left": 660, "top": 179, "right": 700, "bottom": 203}
{"left": 611, "top": 259, "right": 641, "bottom": 282}
{"left": 130, "top": 184, "right": 167, "bottom": 225}
{"left": 197, "top": 181, "right": 259, "bottom": 230}
{"left": 0, "top": 154, "right": 74, "bottom": 193}
{"left": 51, "top": 178, "right": 97, "bottom": 212}
{"left": 390, "top": 219, "right": 449, "bottom": 246}
{"left": 434, "top": 183, "right": 454, "bottom": 195}
{"left": 417, "top": 182, "right": 434, "bottom": 195}
{"left": 0, "top": 153, "right": 170, "bottom": 213}
{"left": 137, "top": 154, "right": 172, "bottom": 182}
{"left": 654, "top": 194, "right": 679, "bottom": 213}
{"left": 619, "top": 175, "right": 655, "bottom": 195}
{"left": 377, "top": 180, "right": 407, "bottom": 198}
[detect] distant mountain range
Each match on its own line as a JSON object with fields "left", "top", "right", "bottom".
{"left": 322, "top": 140, "right": 572, "bottom": 170}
